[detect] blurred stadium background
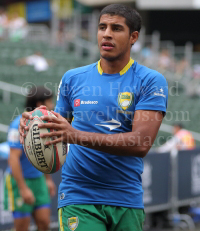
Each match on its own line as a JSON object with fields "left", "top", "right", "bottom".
{"left": 1, "top": 0, "right": 200, "bottom": 230}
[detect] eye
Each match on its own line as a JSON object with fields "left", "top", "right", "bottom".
{"left": 113, "top": 26, "right": 121, "bottom": 31}
{"left": 99, "top": 25, "right": 106, "bottom": 30}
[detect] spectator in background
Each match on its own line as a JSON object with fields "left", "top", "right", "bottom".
{"left": 175, "top": 58, "right": 190, "bottom": 78}
{"left": 158, "top": 49, "right": 175, "bottom": 72}
{"left": 8, "top": 12, "right": 27, "bottom": 41}
{"left": 158, "top": 49, "right": 170, "bottom": 69}
{"left": 140, "top": 45, "right": 154, "bottom": 67}
{"left": 4, "top": 86, "right": 56, "bottom": 231}
{"left": 0, "top": 7, "right": 8, "bottom": 39}
{"left": 193, "top": 64, "right": 200, "bottom": 79}
{"left": 157, "top": 123, "right": 196, "bottom": 153}
{"left": 131, "top": 40, "right": 141, "bottom": 53}
{"left": 16, "top": 51, "right": 53, "bottom": 72}
{"left": 57, "top": 20, "right": 65, "bottom": 45}
{"left": 0, "top": 7, "right": 8, "bottom": 25}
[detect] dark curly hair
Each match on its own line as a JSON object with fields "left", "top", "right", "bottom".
{"left": 25, "top": 86, "right": 53, "bottom": 112}
{"left": 99, "top": 4, "right": 142, "bottom": 34}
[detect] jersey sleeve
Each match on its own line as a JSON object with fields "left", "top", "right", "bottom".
{"left": 135, "top": 73, "right": 168, "bottom": 114}
{"left": 7, "top": 122, "right": 22, "bottom": 150}
{"left": 55, "top": 73, "right": 73, "bottom": 119}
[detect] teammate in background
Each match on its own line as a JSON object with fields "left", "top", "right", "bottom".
{"left": 157, "top": 123, "right": 196, "bottom": 153}
{"left": 19, "top": 4, "right": 168, "bottom": 231}
{"left": 4, "top": 86, "right": 56, "bottom": 231}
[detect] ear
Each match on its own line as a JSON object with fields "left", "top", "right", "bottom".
{"left": 130, "top": 31, "right": 139, "bottom": 46}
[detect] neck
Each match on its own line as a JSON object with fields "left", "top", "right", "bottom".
{"left": 100, "top": 54, "right": 131, "bottom": 74}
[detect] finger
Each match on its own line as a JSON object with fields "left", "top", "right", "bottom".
{"left": 38, "top": 122, "right": 62, "bottom": 130}
{"left": 40, "top": 115, "right": 61, "bottom": 123}
{"left": 19, "top": 118, "right": 26, "bottom": 129}
{"left": 45, "top": 137, "right": 63, "bottom": 146}
{"left": 51, "top": 111, "right": 67, "bottom": 122}
{"left": 40, "top": 131, "right": 61, "bottom": 138}
{"left": 20, "top": 135, "right": 24, "bottom": 144}
{"left": 19, "top": 123, "right": 24, "bottom": 135}
{"left": 19, "top": 118, "right": 28, "bottom": 130}
{"left": 21, "top": 112, "right": 33, "bottom": 131}
{"left": 22, "top": 111, "right": 33, "bottom": 120}
{"left": 51, "top": 111, "right": 61, "bottom": 118}
{"left": 19, "top": 122, "right": 27, "bottom": 141}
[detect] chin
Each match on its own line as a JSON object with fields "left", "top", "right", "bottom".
{"left": 101, "top": 54, "right": 118, "bottom": 62}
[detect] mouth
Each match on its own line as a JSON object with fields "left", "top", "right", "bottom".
{"left": 101, "top": 42, "right": 114, "bottom": 51}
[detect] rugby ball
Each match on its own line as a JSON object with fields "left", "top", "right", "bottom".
{"left": 24, "top": 109, "right": 67, "bottom": 174}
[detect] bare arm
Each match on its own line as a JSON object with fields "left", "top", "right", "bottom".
{"left": 45, "top": 174, "right": 56, "bottom": 197}
{"left": 39, "top": 110, "right": 163, "bottom": 158}
{"left": 15, "top": 58, "right": 28, "bottom": 66}
{"left": 19, "top": 107, "right": 163, "bottom": 158}
{"left": 9, "top": 148, "right": 35, "bottom": 204}
{"left": 74, "top": 110, "right": 163, "bottom": 157}
{"left": 9, "top": 148, "right": 26, "bottom": 190}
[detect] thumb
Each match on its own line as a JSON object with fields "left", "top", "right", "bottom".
{"left": 50, "top": 111, "right": 60, "bottom": 118}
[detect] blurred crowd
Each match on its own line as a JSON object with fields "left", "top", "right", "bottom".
{"left": 0, "top": 7, "right": 27, "bottom": 42}
{"left": 132, "top": 44, "right": 200, "bottom": 81}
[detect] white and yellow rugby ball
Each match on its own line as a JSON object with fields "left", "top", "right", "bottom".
{"left": 24, "top": 109, "right": 67, "bottom": 174}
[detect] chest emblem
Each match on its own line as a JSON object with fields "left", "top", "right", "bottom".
{"left": 118, "top": 92, "right": 134, "bottom": 111}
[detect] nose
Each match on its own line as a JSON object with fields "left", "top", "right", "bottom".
{"left": 103, "top": 27, "right": 112, "bottom": 39}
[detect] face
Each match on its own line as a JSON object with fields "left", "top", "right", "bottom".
{"left": 44, "top": 98, "right": 54, "bottom": 111}
{"left": 98, "top": 14, "right": 138, "bottom": 61}
{"left": 36, "top": 98, "right": 54, "bottom": 111}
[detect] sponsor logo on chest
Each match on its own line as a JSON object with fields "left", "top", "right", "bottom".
{"left": 74, "top": 99, "right": 98, "bottom": 107}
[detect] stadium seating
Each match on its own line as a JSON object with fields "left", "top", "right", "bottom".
{"left": 0, "top": 40, "right": 200, "bottom": 146}
{"left": 0, "top": 41, "right": 92, "bottom": 142}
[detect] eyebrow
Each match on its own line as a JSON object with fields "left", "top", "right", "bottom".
{"left": 98, "top": 23, "right": 124, "bottom": 28}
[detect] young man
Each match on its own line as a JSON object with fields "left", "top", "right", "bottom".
{"left": 19, "top": 4, "right": 168, "bottom": 231}
{"left": 5, "top": 86, "right": 56, "bottom": 231}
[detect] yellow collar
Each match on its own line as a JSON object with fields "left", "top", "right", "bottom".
{"left": 97, "top": 58, "right": 134, "bottom": 75}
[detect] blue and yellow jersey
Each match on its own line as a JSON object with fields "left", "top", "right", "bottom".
{"left": 7, "top": 115, "right": 42, "bottom": 178}
{"left": 55, "top": 58, "right": 168, "bottom": 209}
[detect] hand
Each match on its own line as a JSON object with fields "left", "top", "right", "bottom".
{"left": 20, "top": 186, "right": 35, "bottom": 205}
{"left": 39, "top": 111, "right": 78, "bottom": 145}
{"left": 46, "top": 178, "right": 56, "bottom": 197}
{"left": 19, "top": 105, "right": 47, "bottom": 144}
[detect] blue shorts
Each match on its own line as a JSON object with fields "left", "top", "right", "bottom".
{"left": 12, "top": 204, "right": 50, "bottom": 219}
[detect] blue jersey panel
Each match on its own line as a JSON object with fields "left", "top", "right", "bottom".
{"left": 7, "top": 115, "right": 42, "bottom": 179}
{"left": 55, "top": 60, "right": 168, "bottom": 209}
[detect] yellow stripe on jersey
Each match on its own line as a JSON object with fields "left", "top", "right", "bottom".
{"left": 6, "top": 174, "right": 15, "bottom": 211}
{"left": 120, "top": 58, "right": 134, "bottom": 75}
{"left": 97, "top": 60, "right": 103, "bottom": 75}
{"left": 59, "top": 208, "right": 64, "bottom": 231}
{"left": 97, "top": 58, "right": 134, "bottom": 75}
